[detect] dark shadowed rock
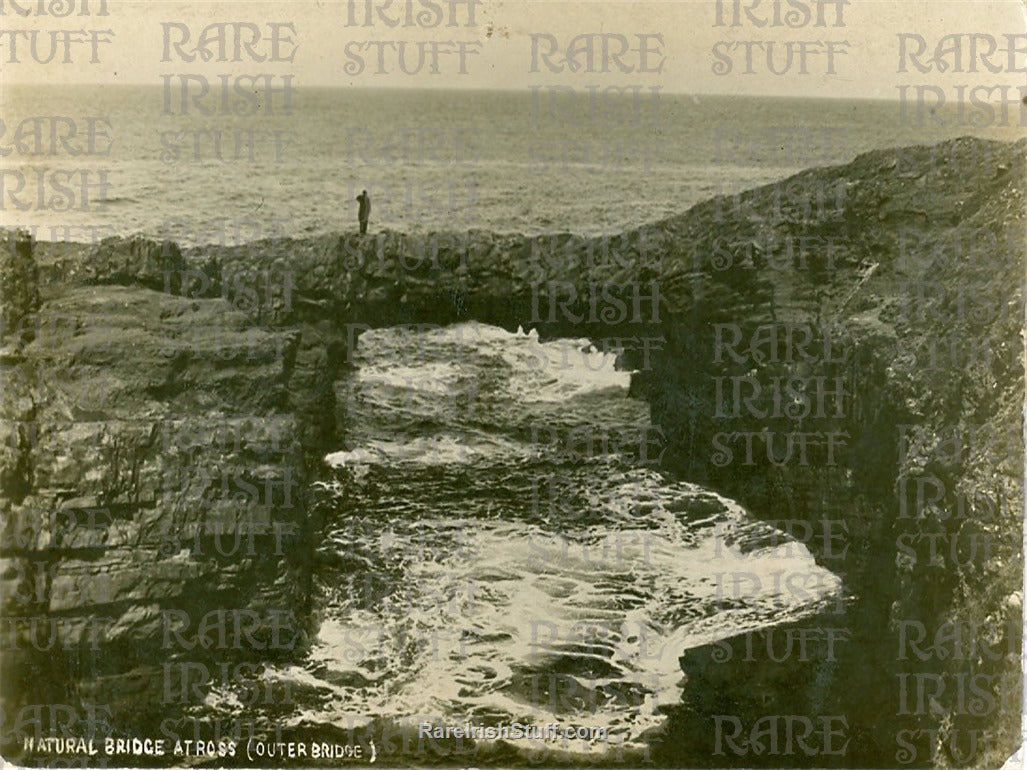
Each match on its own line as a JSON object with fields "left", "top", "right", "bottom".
{"left": 0, "top": 135, "right": 1022, "bottom": 768}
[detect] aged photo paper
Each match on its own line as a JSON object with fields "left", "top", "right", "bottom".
{"left": 0, "top": 0, "right": 1025, "bottom": 767}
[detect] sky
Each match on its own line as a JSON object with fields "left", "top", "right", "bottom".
{"left": 2, "top": 0, "right": 1026, "bottom": 99}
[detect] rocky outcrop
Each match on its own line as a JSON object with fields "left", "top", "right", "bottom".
{"left": 0, "top": 232, "right": 40, "bottom": 348}
{"left": 0, "top": 239, "right": 314, "bottom": 744}
{"left": 0, "top": 135, "right": 1022, "bottom": 767}
{"left": 644, "top": 137, "right": 1025, "bottom": 769}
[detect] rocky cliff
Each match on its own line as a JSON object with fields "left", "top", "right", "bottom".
{"left": 0, "top": 235, "right": 314, "bottom": 752}
{"left": 0, "top": 135, "right": 1022, "bottom": 767}
{"left": 645, "top": 136, "right": 1024, "bottom": 769}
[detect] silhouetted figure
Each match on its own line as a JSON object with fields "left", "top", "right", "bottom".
{"left": 356, "top": 190, "right": 371, "bottom": 234}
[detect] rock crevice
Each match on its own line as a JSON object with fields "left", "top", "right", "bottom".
{"left": 0, "top": 136, "right": 1022, "bottom": 767}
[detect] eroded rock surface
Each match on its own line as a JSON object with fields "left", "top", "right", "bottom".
{"left": 0, "top": 136, "right": 1023, "bottom": 767}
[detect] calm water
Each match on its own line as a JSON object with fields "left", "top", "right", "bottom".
{"left": 2, "top": 85, "right": 1022, "bottom": 243}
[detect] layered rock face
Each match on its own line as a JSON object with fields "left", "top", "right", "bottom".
{"left": 0, "top": 235, "right": 314, "bottom": 742}
{"left": 0, "top": 136, "right": 1022, "bottom": 768}
{"left": 643, "top": 137, "right": 1024, "bottom": 768}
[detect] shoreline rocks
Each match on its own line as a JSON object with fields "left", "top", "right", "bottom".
{"left": 0, "top": 135, "right": 1022, "bottom": 768}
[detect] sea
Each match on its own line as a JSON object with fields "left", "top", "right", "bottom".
{"left": 287, "top": 322, "right": 843, "bottom": 760}
{"left": 2, "top": 85, "right": 1022, "bottom": 242}
{"left": 3, "top": 85, "right": 1022, "bottom": 761}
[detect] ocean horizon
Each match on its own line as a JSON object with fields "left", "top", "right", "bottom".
{"left": 3, "top": 84, "right": 1023, "bottom": 246}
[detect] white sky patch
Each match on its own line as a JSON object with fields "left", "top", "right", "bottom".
{"left": 3, "top": 0, "right": 1024, "bottom": 100}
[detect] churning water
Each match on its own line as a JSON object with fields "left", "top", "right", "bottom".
{"left": 273, "top": 323, "right": 842, "bottom": 760}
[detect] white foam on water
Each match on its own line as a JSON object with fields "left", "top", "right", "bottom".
{"left": 296, "top": 471, "right": 842, "bottom": 757}
{"left": 303, "top": 323, "right": 844, "bottom": 759}
{"left": 329, "top": 321, "right": 639, "bottom": 467}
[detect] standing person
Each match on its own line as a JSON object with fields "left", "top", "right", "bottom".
{"left": 356, "top": 189, "right": 371, "bottom": 234}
